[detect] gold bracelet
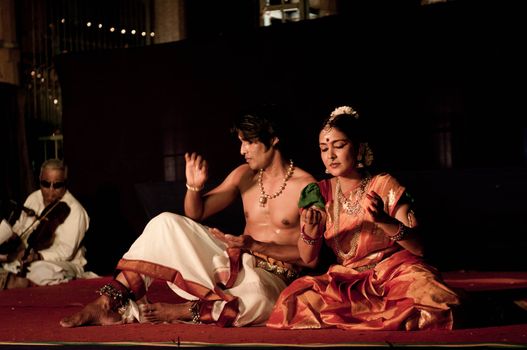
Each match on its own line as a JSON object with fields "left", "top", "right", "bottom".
{"left": 388, "top": 222, "right": 407, "bottom": 241}
{"left": 186, "top": 183, "right": 204, "bottom": 192}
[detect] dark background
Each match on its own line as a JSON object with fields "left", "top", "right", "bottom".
{"left": 54, "top": 1, "right": 527, "bottom": 275}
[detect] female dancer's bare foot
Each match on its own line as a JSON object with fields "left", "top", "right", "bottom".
{"left": 59, "top": 295, "right": 123, "bottom": 328}
{"left": 139, "top": 302, "right": 193, "bottom": 324}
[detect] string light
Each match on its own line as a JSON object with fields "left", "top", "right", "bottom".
{"left": 25, "top": 3, "right": 156, "bottom": 142}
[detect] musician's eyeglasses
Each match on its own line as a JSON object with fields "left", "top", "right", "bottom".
{"left": 40, "top": 180, "right": 66, "bottom": 189}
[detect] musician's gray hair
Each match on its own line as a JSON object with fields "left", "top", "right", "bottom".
{"left": 40, "top": 159, "right": 68, "bottom": 179}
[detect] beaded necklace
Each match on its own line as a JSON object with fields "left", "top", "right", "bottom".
{"left": 332, "top": 174, "right": 371, "bottom": 260}
{"left": 258, "top": 159, "right": 295, "bottom": 207}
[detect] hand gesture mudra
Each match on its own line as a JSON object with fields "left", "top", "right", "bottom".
{"left": 364, "top": 190, "right": 390, "bottom": 224}
{"left": 301, "top": 207, "right": 325, "bottom": 239}
{"left": 185, "top": 152, "right": 208, "bottom": 189}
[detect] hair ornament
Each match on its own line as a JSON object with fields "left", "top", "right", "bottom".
{"left": 330, "top": 106, "right": 359, "bottom": 119}
{"left": 323, "top": 105, "right": 359, "bottom": 133}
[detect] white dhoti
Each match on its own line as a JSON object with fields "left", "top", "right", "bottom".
{"left": 118, "top": 212, "right": 291, "bottom": 327}
{"left": 26, "top": 260, "right": 82, "bottom": 285}
{"left": 2, "top": 255, "right": 96, "bottom": 286}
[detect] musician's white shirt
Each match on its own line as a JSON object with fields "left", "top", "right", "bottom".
{"left": 1, "top": 190, "right": 91, "bottom": 284}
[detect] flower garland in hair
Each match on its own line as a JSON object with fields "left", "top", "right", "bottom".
{"left": 323, "top": 105, "right": 359, "bottom": 134}
{"left": 330, "top": 106, "right": 359, "bottom": 119}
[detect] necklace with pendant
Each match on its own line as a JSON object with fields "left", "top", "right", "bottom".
{"left": 258, "top": 159, "right": 294, "bottom": 207}
{"left": 336, "top": 175, "right": 370, "bottom": 216}
{"left": 332, "top": 174, "right": 371, "bottom": 260}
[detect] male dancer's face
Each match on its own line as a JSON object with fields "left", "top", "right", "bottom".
{"left": 238, "top": 132, "right": 275, "bottom": 171}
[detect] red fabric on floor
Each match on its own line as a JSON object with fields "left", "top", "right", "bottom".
{"left": 0, "top": 274, "right": 526, "bottom": 347}
{"left": 442, "top": 271, "right": 527, "bottom": 291}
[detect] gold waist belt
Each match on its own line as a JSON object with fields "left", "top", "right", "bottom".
{"left": 354, "top": 262, "right": 377, "bottom": 272}
{"left": 254, "top": 257, "right": 299, "bottom": 284}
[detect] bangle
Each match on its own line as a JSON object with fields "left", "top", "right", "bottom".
{"left": 300, "top": 225, "right": 322, "bottom": 245}
{"left": 186, "top": 183, "right": 204, "bottom": 192}
{"left": 388, "top": 222, "right": 407, "bottom": 241}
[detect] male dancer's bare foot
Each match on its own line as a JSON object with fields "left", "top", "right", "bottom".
{"left": 139, "top": 302, "right": 193, "bottom": 324}
{"left": 59, "top": 295, "right": 123, "bottom": 328}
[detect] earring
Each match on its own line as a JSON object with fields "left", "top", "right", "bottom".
{"left": 325, "top": 169, "right": 330, "bottom": 174}
{"left": 356, "top": 143, "right": 364, "bottom": 168}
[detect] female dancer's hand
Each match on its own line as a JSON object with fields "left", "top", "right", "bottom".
{"left": 364, "top": 190, "right": 390, "bottom": 223}
{"left": 301, "top": 207, "right": 324, "bottom": 239}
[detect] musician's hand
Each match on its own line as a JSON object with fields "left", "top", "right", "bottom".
{"left": 8, "top": 244, "right": 25, "bottom": 263}
{"left": 23, "top": 249, "right": 41, "bottom": 264}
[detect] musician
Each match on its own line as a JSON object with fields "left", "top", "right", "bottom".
{"left": 0, "top": 159, "right": 90, "bottom": 289}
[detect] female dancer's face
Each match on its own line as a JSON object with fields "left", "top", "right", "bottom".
{"left": 319, "top": 127, "right": 357, "bottom": 177}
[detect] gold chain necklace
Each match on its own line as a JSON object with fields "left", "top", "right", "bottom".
{"left": 258, "top": 159, "right": 294, "bottom": 207}
{"left": 332, "top": 175, "right": 371, "bottom": 260}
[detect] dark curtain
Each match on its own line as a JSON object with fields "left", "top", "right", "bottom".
{"left": 0, "top": 83, "right": 34, "bottom": 211}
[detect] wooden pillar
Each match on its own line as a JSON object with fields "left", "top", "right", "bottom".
{"left": 153, "top": 0, "right": 186, "bottom": 44}
{"left": 0, "top": 0, "right": 19, "bottom": 86}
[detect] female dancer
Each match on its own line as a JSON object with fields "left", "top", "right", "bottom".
{"left": 267, "top": 106, "right": 460, "bottom": 330}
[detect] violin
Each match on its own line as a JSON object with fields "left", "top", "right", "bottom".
{"left": 26, "top": 200, "right": 70, "bottom": 252}
{"left": 1, "top": 200, "right": 71, "bottom": 275}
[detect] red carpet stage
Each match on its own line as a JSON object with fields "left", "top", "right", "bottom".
{"left": 1, "top": 273, "right": 526, "bottom": 349}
